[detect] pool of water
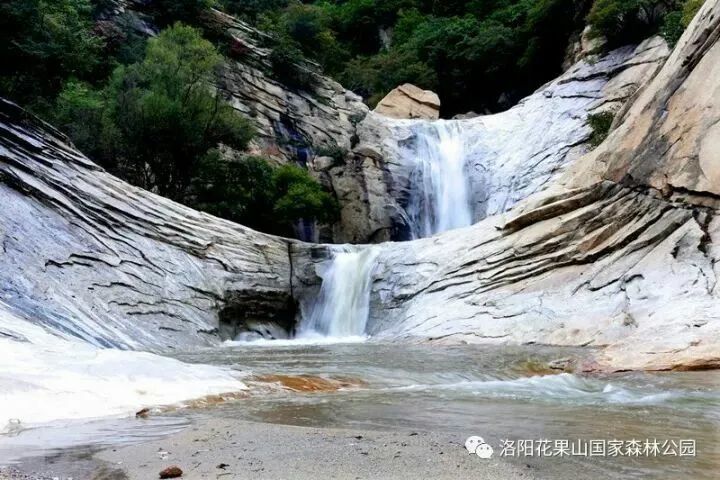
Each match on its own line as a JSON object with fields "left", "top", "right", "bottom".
{"left": 175, "top": 341, "right": 720, "bottom": 479}
{"left": 1, "top": 341, "right": 718, "bottom": 479}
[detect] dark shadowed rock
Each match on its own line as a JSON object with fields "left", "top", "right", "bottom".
{"left": 159, "top": 465, "right": 182, "bottom": 478}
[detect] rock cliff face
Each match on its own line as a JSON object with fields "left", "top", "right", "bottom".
{"left": 207, "top": 10, "right": 369, "bottom": 163}
{"left": 0, "top": 100, "right": 296, "bottom": 350}
{"left": 100, "top": 2, "right": 668, "bottom": 245}
{"left": 326, "top": 37, "right": 669, "bottom": 243}
{"left": 0, "top": 1, "right": 718, "bottom": 372}
{"left": 341, "top": 0, "right": 720, "bottom": 371}
{"left": 102, "top": 1, "right": 368, "bottom": 166}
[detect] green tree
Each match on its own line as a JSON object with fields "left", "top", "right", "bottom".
{"left": 192, "top": 154, "right": 339, "bottom": 235}
{"left": 340, "top": 49, "right": 437, "bottom": 107}
{"left": 0, "top": 0, "right": 102, "bottom": 108}
{"left": 191, "top": 151, "right": 276, "bottom": 229}
{"left": 154, "top": 0, "right": 216, "bottom": 25}
{"left": 106, "top": 23, "right": 254, "bottom": 197}
{"left": 54, "top": 23, "right": 255, "bottom": 199}
{"left": 272, "top": 164, "right": 339, "bottom": 229}
{"left": 587, "top": 0, "right": 682, "bottom": 47}
{"left": 52, "top": 80, "right": 109, "bottom": 160}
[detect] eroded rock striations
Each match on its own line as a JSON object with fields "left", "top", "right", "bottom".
{"left": 348, "top": 0, "right": 720, "bottom": 371}
{"left": 325, "top": 37, "right": 669, "bottom": 243}
{"left": 0, "top": 100, "right": 296, "bottom": 350}
{"left": 208, "top": 9, "right": 369, "bottom": 163}
{"left": 101, "top": 1, "right": 369, "bottom": 165}
{"left": 0, "top": 2, "right": 718, "bottom": 372}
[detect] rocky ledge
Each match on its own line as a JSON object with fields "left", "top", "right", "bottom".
{"left": 341, "top": 0, "right": 720, "bottom": 371}
{"left": 0, "top": 99, "right": 297, "bottom": 350}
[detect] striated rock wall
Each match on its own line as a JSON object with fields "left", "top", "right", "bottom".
{"left": 326, "top": 37, "right": 669, "bottom": 243}
{"left": 0, "top": 2, "right": 718, "bottom": 373}
{"left": 207, "top": 10, "right": 369, "bottom": 163}
{"left": 0, "top": 100, "right": 297, "bottom": 350}
{"left": 343, "top": 0, "right": 720, "bottom": 371}
{"left": 561, "top": 2, "right": 720, "bottom": 204}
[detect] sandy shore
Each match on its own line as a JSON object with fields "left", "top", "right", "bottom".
{"left": 94, "top": 417, "right": 540, "bottom": 480}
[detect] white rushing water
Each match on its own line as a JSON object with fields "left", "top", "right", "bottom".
{"left": 299, "top": 248, "right": 379, "bottom": 338}
{"left": 0, "top": 304, "right": 247, "bottom": 426}
{"left": 406, "top": 121, "right": 473, "bottom": 238}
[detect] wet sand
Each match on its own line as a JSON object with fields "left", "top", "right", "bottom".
{"left": 95, "top": 418, "right": 540, "bottom": 480}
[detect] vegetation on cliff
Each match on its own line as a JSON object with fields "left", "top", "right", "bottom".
{"left": 224, "top": 0, "right": 704, "bottom": 114}
{"left": 192, "top": 152, "right": 338, "bottom": 236}
{"left": 0, "top": 0, "right": 704, "bottom": 238}
{"left": 0, "top": 1, "right": 337, "bottom": 237}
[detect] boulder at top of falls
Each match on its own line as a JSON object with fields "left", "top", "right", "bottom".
{"left": 374, "top": 84, "right": 441, "bottom": 120}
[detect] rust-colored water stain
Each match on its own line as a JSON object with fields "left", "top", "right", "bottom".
{"left": 251, "top": 374, "right": 366, "bottom": 393}
{"left": 156, "top": 391, "right": 251, "bottom": 413}
{"left": 512, "top": 360, "right": 565, "bottom": 377}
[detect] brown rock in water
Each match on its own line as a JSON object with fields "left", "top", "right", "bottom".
{"left": 252, "top": 374, "right": 366, "bottom": 392}
{"left": 159, "top": 466, "right": 183, "bottom": 478}
{"left": 135, "top": 408, "right": 150, "bottom": 418}
{"left": 374, "top": 84, "right": 440, "bottom": 120}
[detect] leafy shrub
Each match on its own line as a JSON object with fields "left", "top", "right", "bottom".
{"left": 661, "top": 10, "right": 686, "bottom": 45}
{"left": 193, "top": 154, "right": 340, "bottom": 235}
{"left": 272, "top": 164, "right": 339, "bottom": 228}
{"left": 315, "top": 144, "right": 347, "bottom": 163}
{"left": 681, "top": 0, "right": 704, "bottom": 25}
{"left": 587, "top": 111, "right": 615, "bottom": 147}
{"left": 191, "top": 151, "right": 275, "bottom": 228}
{"left": 0, "top": 0, "right": 102, "bottom": 108}
{"left": 586, "top": 0, "right": 702, "bottom": 48}
{"left": 268, "top": 37, "right": 317, "bottom": 90}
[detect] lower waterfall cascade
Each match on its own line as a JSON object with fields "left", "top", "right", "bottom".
{"left": 298, "top": 247, "right": 379, "bottom": 338}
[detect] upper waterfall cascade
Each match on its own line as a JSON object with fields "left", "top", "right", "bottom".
{"left": 406, "top": 121, "right": 474, "bottom": 238}
{"left": 299, "top": 248, "right": 379, "bottom": 338}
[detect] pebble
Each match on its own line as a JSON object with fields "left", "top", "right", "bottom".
{"left": 159, "top": 465, "right": 183, "bottom": 478}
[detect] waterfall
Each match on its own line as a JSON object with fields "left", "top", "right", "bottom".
{"left": 406, "top": 121, "right": 473, "bottom": 238}
{"left": 299, "top": 248, "right": 379, "bottom": 338}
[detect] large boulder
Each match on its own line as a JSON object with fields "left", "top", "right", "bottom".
{"left": 373, "top": 84, "right": 441, "bottom": 120}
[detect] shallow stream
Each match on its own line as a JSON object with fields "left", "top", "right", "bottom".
{"left": 179, "top": 341, "right": 720, "bottom": 479}
{"left": 1, "top": 340, "right": 718, "bottom": 479}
